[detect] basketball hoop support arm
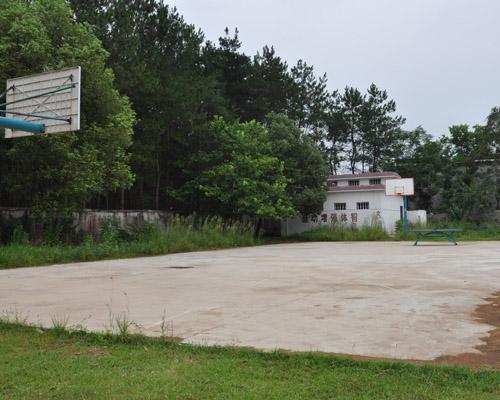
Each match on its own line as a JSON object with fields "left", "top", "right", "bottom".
{"left": 404, "top": 196, "right": 408, "bottom": 241}
{"left": 0, "top": 116, "right": 45, "bottom": 134}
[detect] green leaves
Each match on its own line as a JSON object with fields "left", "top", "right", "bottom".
{"left": 264, "top": 113, "right": 329, "bottom": 217}
{"left": 0, "top": 0, "right": 135, "bottom": 215}
{"left": 175, "top": 117, "right": 295, "bottom": 220}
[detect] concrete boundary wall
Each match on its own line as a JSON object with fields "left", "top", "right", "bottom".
{"left": 0, "top": 208, "right": 281, "bottom": 241}
{"left": 0, "top": 208, "right": 174, "bottom": 240}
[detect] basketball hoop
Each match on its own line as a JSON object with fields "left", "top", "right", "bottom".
{"left": 385, "top": 178, "right": 414, "bottom": 196}
{"left": 385, "top": 177, "right": 414, "bottom": 241}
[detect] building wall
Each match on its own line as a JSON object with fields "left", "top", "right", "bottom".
{"left": 282, "top": 191, "right": 404, "bottom": 236}
{"left": 407, "top": 210, "right": 427, "bottom": 225}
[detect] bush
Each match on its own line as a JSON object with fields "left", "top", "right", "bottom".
{"left": 11, "top": 226, "right": 29, "bottom": 245}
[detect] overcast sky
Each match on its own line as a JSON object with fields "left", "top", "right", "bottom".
{"left": 167, "top": 0, "right": 500, "bottom": 139}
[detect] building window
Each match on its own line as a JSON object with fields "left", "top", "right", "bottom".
{"left": 348, "top": 180, "right": 359, "bottom": 186}
{"left": 369, "top": 178, "right": 381, "bottom": 185}
{"left": 334, "top": 203, "right": 346, "bottom": 210}
{"left": 357, "top": 202, "right": 369, "bottom": 210}
{"left": 330, "top": 180, "right": 338, "bottom": 187}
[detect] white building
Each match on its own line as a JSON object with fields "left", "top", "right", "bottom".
{"left": 282, "top": 172, "right": 405, "bottom": 236}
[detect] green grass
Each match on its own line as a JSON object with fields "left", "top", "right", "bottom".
{"left": 2, "top": 216, "right": 500, "bottom": 270}
{"left": 394, "top": 220, "right": 500, "bottom": 241}
{"left": 1, "top": 321, "right": 499, "bottom": 399}
{"left": 0, "top": 216, "right": 263, "bottom": 269}
{"left": 290, "top": 219, "right": 500, "bottom": 243}
{"left": 292, "top": 223, "right": 391, "bottom": 242}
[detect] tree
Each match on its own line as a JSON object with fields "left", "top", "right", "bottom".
{"left": 483, "top": 107, "right": 500, "bottom": 209}
{"left": 245, "top": 46, "right": 294, "bottom": 122}
{"left": 288, "top": 60, "right": 331, "bottom": 143}
{"left": 201, "top": 28, "right": 253, "bottom": 122}
{"left": 332, "top": 87, "right": 365, "bottom": 173}
{"left": 0, "top": 0, "right": 135, "bottom": 217}
{"left": 70, "top": 0, "right": 220, "bottom": 210}
{"left": 442, "top": 114, "right": 500, "bottom": 216}
{"left": 361, "top": 84, "right": 405, "bottom": 172}
{"left": 392, "top": 127, "right": 447, "bottom": 210}
{"left": 444, "top": 173, "right": 495, "bottom": 223}
{"left": 173, "top": 117, "right": 295, "bottom": 220}
{"left": 264, "top": 113, "right": 328, "bottom": 216}
{"left": 324, "top": 92, "right": 347, "bottom": 174}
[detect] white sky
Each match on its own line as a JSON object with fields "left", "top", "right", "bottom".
{"left": 167, "top": 0, "right": 500, "bottom": 138}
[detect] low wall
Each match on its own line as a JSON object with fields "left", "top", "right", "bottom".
{"left": 72, "top": 210, "right": 174, "bottom": 239}
{"left": 0, "top": 208, "right": 174, "bottom": 241}
{"left": 0, "top": 208, "right": 279, "bottom": 242}
{"left": 407, "top": 210, "right": 427, "bottom": 225}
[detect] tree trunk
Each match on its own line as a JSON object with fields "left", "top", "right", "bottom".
{"left": 155, "top": 149, "right": 160, "bottom": 210}
{"left": 254, "top": 217, "right": 262, "bottom": 238}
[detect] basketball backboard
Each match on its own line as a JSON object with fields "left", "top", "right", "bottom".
{"left": 2, "top": 66, "right": 81, "bottom": 138}
{"left": 385, "top": 178, "right": 414, "bottom": 196}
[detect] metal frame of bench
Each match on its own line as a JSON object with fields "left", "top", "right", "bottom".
{"left": 407, "top": 229, "right": 463, "bottom": 246}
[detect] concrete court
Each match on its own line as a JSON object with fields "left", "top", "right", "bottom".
{"left": 1, "top": 241, "right": 500, "bottom": 361}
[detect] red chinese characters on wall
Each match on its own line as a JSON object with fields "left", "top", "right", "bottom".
{"left": 351, "top": 213, "right": 358, "bottom": 223}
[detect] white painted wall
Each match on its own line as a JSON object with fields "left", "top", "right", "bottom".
{"left": 282, "top": 190, "right": 404, "bottom": 236}
{"left": 407, "top": 210, "right": 427, "bottom": 225}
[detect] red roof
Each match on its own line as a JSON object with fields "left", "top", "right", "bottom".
{"left": 326, "top": 172, "right": 400, "bottom": 180}
{"left": 328, "top": 184, "right": 386, "bottom": 192}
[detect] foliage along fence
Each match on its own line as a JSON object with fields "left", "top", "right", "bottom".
{"left": 0, "top": 208, "right": 280, "bottom": 245}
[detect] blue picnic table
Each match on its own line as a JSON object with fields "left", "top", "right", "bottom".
{"left": 407, "top": 228, "right": 463, "bottom": 246}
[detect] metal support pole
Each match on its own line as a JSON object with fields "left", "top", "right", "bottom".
{"left": 404, "top": 195, "right": 408, "bottom": 241}
{"left": 0, "top": 116, "right": 45, "bottom": 134}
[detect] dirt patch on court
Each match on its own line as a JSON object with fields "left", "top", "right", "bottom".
{"left": 431, "top": 291, "right": 500, "bottom": 370}
{"left": 307, "top": 292, "right": 500, "bottom": 370}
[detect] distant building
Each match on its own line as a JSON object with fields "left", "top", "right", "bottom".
{"left": 282, "top": 172, "right": 405, "bottom": 236}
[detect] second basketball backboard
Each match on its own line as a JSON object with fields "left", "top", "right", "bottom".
{"left": 385, "top": 178, "right": 414, "bottom": 196}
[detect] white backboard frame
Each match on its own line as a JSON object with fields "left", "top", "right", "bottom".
{"left": 385, "top": 178, "right": 414, "bottom": 196}
{"left": 4, "top": 66, "right": 81, "bottom": 138}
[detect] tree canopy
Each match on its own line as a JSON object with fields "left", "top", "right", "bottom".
{"left": 1, "top": 0, "right": 499, "bottom": 225}
{"left": 173, "top": 117, "right": 295, "bottom": 219}
{"left": 0, "top": 0, "right": 135, "bottom": 217}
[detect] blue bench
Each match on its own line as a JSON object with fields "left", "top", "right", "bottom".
{"left": 407, "top": 228, "right": 463, "bottom": 246}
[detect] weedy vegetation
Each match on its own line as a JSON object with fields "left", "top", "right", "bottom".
{"left": 0, "top": 215, "right": 261, "bottom": 269}
{"left": 393, "top": 220, "right": 500, "bottom": 241}
{"left": 2, "top": 214, "right": 500, "bottom": 270}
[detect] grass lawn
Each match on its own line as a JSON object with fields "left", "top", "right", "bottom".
{"left": 1, "top": 322, "right": 500, "bottom": 399}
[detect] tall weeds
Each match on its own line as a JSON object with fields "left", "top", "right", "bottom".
{"left": 293, "top": 219, "right": 391, "bottom": 242}
{"left": 0, "top": 215, "right": 259, "bottom": 269}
